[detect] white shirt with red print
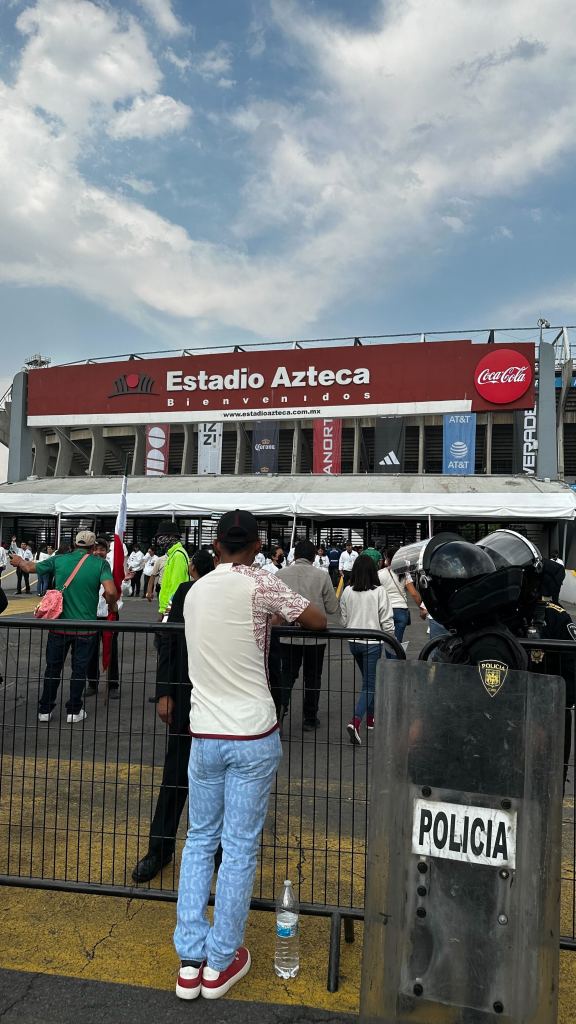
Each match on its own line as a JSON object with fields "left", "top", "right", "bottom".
{"left": 183, "top": 562, "right": 309, "bottom": 739}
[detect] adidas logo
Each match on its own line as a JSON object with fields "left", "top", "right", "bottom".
{"left": 379, "top": 450, "right": 400, "bottom": 466}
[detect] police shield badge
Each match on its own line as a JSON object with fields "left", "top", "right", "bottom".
{"left": 478, "top": 660, "right": 508, "bottom": 697}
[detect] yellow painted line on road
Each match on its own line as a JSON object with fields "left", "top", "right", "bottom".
{"left": 0, "top": 886, "right": 361, "bottom": 1013}
{"left": 4, "top": 595, "right": 39, "bottom": 616}
{"left": 1, "top": 886, "right": 576, "bottom": 1022}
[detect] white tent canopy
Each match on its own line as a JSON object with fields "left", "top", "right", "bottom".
{"left": 0, "top": 474, "right": 573, "bottom": 520}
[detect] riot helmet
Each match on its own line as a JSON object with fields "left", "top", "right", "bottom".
{"left": 389, "top": 539, "right": 428, "bottom": 578}
{"left": 476, "top": 529, "right": 542, "bottom": 572}
{"left": 418, "top": 532, "right": 523, "bottom": 628}
{"left": 476, "top": 529, "right": 543, "bottom": 618}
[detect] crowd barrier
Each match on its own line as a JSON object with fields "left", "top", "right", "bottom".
{"left": 0, "top": 618, "right": 404, "bottom": 991}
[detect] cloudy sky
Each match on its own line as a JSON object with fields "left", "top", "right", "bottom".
{"left": 0, "top": 0, "right": 575, "bottom": 380}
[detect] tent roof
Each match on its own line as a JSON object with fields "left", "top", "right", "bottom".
{"left": 0, "top": 474, "right": 573, "bottom": 520}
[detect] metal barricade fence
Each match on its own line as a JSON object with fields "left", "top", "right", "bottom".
{"left": 419, "top": 633, "right": 576, "bottom": 954}
{"left": 0, "top": 618, "right": 404, "bottom": 990}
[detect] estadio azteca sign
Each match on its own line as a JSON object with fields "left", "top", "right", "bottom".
{"left": 27, "top": 340, "right": 535, "bottom": 426}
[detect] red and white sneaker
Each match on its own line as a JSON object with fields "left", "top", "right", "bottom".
{"left": 367, "top": 715, "right": 375, "bottom": 730}
{"left": 176, "top": 961, "right": 204, "bottom": 1000}
{"left": 201, "top": 947, "right": 251, "bottom": 1000}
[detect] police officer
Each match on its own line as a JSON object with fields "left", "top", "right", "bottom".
{"left": 477, "top": 529, "right": 576, "bottom": 785}
{"left": 416, "top": 532, "right": 527, "bottom": 669}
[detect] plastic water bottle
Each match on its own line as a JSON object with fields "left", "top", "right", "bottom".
{"left": 274, "top": 879, "right": 299, "bottom": 978}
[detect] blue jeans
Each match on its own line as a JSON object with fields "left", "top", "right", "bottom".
{"left": 174, "top": 731, "right": 282, "bottom": 971}
{"left": 385, "top": 606, "right": 411, "bottom": 659}
{"left": 37, "top": 574, "right": 49, "bottom": 596}
{"left": 349, "top": 642, "right": 382, "bottom": 721}
{"left": 39, "top": 631, "right": 97, "bottom": 714}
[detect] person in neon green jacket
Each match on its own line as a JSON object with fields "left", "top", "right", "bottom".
{"left": 155, "top": 523, "right": 190, "bottom": 615}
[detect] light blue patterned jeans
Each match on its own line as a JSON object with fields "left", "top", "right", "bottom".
{"left": 174, "top": 731, "right": 282, "bottom": 971}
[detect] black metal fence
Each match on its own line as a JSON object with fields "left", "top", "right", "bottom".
{"left": 0, "top": 618, "right": 404, "bottom": 990}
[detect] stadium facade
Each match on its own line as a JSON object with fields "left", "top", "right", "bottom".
{"left": 1, "top": 331, "right": 575, "bottom": 558}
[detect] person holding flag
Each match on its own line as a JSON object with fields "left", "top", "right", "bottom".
{"left": 100, "top": 474, "right": 129, "bottom": 689}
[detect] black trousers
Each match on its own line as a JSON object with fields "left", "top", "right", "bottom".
{"left": 279, "top": 643, "right": 326, "bottom": 722}
{"left": 16, "top": 567, "right": 30, "bottom": 593}
{"left": 86, "top": 630, "right": 119, "bottom": 689}
{"left": 149, "top": 696, "right": 191, "bottom": 856}
{"left": 131, "top": 569, "right": 144, "bottom": 596}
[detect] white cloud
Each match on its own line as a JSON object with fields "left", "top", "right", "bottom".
{"left": 194, "top": 42, "right": 233, "bottom": 80}
{"left": 491, "top": 225, "right": 514, "bottom": 240}
{"left": 16, "top": 0, "right": 160, "bottom": 130}
{"left": 108, "top": 94, "right": 192, "bottom": 139}
{"left": 122, "top": 176, "right": 157, "bottom": 195}
{"left": 442, "top": 215, "right": 467, "bottom": 234}
{"left": 164, "top": 48, "right": 192, "bottom": 74}
{"left": 1, "top": 0, "right": 576, "bottom": 341}
{"left": 137, "top": 0, "right": 186, "bottom": 37}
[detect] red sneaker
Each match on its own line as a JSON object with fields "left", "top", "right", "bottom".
{"left": 201, "top": 947, "right": 251, "bottom": 1000}
{"left": 176, "top": 961, "right": 204, "bottom": 1000}
{"left": 367, "top": 715, "right": 375, "bottom": 730}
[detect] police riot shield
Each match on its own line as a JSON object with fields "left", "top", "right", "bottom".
{"left": 360, "top": 661, "right": 565, "bottom": 1024}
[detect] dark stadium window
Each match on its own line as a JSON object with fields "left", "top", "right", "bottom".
{"left": 491, "top": 423, "right": 513, "bottom": 474}
{"left": 475, "top": 423, "right": 487, "bottom": 474}
{"left": 404, "top": 426, "right": 419, "bottom": 473}
{"left": 424, "top": 425, "right": 443, "bottom": 473}
{"left": 563, "top": 422, "right": 576, "bottom": 479}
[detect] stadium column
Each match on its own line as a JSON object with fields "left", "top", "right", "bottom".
{"left": 182, "top": 423, "right": 194, "bottom": 474}
{"left": 7, "top": 371, "right": 33, "bottom": 483}
{"left": 31, "top": 428, "right": 50, "bottom": 477}
{"left": 54, "top": 429, "right": 74, "bottom": 478}
{"left": 537, "top": 339, "right": 558, "bottom": 480}
{"left": 132, "top": 426, "right": 145, "bottom": 475}
{"left": 353, "top": 419, "right": 361, "bottom": 473}
{"left": 89, "top": 427, "right": 106, "bottom": 476}
{"left": 291, "top": 422, "right": 302, "bottom": 473}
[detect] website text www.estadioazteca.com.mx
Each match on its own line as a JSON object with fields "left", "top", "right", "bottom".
{"left": 222, "top": 408, "right": 321, "bottom": 419}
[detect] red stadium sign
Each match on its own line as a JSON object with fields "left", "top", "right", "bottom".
{"left": 26, "top": 340, "right": 536, "bottom": 426}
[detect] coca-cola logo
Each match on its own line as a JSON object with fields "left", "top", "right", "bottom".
{"left": 474, "top": 348, "right": 532, "bottom": 404}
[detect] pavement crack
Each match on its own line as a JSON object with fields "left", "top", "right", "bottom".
{"left": 0, "top": 972, "right": 40, "bottom": 1019}
{"left": 79, "top": 919, "right": 120, "bottom": 971}
{"left": 125, "top": 897, "right": 145, "bottom": 922}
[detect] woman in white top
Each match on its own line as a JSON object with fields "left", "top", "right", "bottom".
{"left": 378, "top": 547, "right": 426, "bottom": 645}
{"left": 340, "top": 554, "right": 393, "bottom": 745}
{"left": 142, "top": 547, "right": 157, "bottom": 598}
{"left": 314, "top": 545, "right": 330, "bottom": 572}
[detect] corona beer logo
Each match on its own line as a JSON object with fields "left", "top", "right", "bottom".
{"left": 109, "top": 372, "right": 157, "bottom": 398}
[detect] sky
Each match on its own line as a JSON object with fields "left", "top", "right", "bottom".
{"left": 0, "top": 0, "right": 575, "bottom": 380}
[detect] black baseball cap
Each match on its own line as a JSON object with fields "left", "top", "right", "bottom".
{"left": 217, "top": 509, "right": 259, "bottom": 545}
{"left": 154, "top": 521, "right": 181, "bottom": 538}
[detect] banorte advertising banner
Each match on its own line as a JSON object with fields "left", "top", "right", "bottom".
{"left": 313, "top": 418, "right": 342, "bottom": 474}
{"left": 145, "top": 424, "right": 170, "bottom": 476}
{"left": 26, "top": 341, "right": 535, "bottom": 427}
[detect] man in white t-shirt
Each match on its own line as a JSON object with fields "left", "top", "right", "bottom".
{"left": 338, "top": 542, "right": 358, "bottom": 588}
{"left": 174, "top": 509, "right": 326, "bottom": 1001}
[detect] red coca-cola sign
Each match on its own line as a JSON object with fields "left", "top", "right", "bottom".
{"left": 474, "top": 348, "right": 532, "bottom": 405}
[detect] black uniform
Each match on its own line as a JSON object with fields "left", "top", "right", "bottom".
{"left": 147, "top": 580, "right": 194, "bottom": 861}
{"left": 528, "top": 600, "right": 576, "bottom": 783}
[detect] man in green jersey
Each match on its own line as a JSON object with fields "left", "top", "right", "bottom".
{"left": 11, "top": 530, "right": 118, "bottom": 724}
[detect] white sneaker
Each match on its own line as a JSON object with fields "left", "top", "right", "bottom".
{"left": 66, "top": 709, "right": 87, "bottom": 724}
{"left": 38, "top": 712, "right": 53, "bottom": 723}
